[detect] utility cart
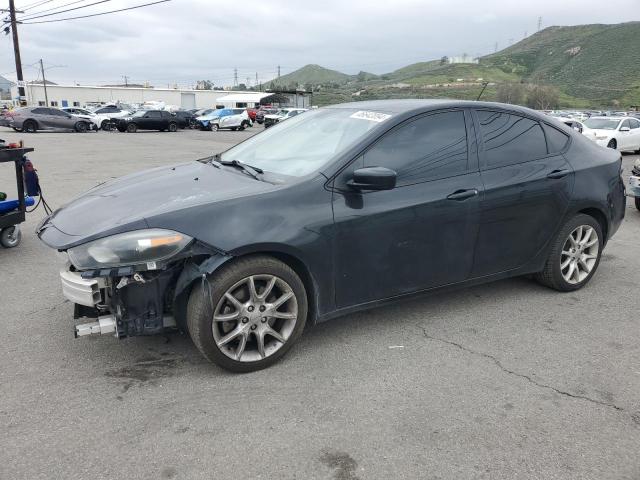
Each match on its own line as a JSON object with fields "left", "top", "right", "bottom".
{"left": 0, "top": 146, "right": 35, "bottom": 248}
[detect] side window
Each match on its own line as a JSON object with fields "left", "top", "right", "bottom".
{"left": 542, "top": 123, "right": 570, "bottom": 154}
{"left": 147, "top": 111, "right": 162, "bottom": 118}
{"left": 630, "top": 118, "right": 640, "bottom": 130}
{"left": 621, "top": 119, "right": 631, "bottom": 130}
{"left": 477, "top": 110, "right": 547, "bottom": 168}
{"left": 363, "top": 110, "right": 468, "bottom": 185}
{"left": 32, "top": 108, "right": 47, "bottom": 114}
{"left": 50, "top": 109, "right": 67, "bottom": 117}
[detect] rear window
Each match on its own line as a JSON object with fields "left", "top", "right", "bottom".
{"left": 476, "top": 110, "right": 547, "bottom": 168}
{"left": 543, "top": 124, "right": 569, "bottom": 153}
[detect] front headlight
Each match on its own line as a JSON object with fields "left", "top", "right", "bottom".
{"left": 67, "top": 229, "right": 192, "bottom": 270}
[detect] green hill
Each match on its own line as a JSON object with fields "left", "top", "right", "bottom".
{"left": 273, "top": 64, "right": 352, "bottom": 86}
{"left": 266, "top": 22, "right": 640, "bottom": 107}
{"left": 483, "top": 22, "right": 640, "bottom": 105}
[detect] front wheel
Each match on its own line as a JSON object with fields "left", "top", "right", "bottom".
{"left": 211, "top": 123, "right": 219, "bottom": 131}
{"left": 23, "top": 120, "right": 37, "bottom": 133}
{"left": 607, "top": 139, "right": 617, "bottom": 149}
{"left": 168, "top": 122, "right": 177, "bottom": 132}
{"left": 74, "top": 121, "right": 88, "bottom": 133}
{"left": 126, "top": 123, "right": 138, "bottom": 133}
{"left": 0, "top": 226, "right": 22, "bottom": 248}
{"left": 187, "top": 255, "right": 308, "bottom": 373}
{"left": 101, "top": 120, "right": 111, "bottom": 131}
{"left": 535, "top": 214, "right": 603, "bottom": 291}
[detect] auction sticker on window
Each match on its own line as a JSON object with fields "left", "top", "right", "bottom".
{"left": 350, "top": 111, "right": 392, "bottom": 122}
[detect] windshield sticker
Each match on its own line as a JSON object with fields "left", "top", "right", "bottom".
{"left": 350, "top": 111, "right": 392, "bottom": 122}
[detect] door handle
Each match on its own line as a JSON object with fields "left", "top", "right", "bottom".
{"left": 447, "top": 189, "right": 479, "bottom": 201}
{"left": 547, "top": 169, "right": 571, "bottom": 179}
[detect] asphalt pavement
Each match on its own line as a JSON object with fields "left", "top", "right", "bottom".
{"left": 1, "top": 127, "right": 638, "bottom": 480}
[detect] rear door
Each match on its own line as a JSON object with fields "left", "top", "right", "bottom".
{"left": 470, "top": 109, "right": 574, "bottom": 277}
{"left": 143, "top": 111, "right": 162, "bottom": 129}
{"left": 627, "top": 118, "right": 640, "bottom": 150}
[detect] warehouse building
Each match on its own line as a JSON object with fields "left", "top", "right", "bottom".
{"left": 10, "top": 84, "right": 312, "bottom": 110}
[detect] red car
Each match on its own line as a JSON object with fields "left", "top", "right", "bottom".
{"left": 246, "top": 108, "right": 258, "bottom": 122}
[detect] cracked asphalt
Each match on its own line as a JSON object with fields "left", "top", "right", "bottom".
{"left": 1, "top": 128, "right": 639, "bottom": 480}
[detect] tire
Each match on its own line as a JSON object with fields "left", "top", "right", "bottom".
{"left": 535, "top": 214, "right": 603, "bottom": 292}
{"left": 211, "top": 123, "right": 219, "bottom": 131}
{"left": 231, "top": 127, "right": 237, "bottom": 131}
{"left": 0, "top": 226, "right": 21, "bottom": 248}
{"left": 23, "top": 120, "right": 37, "bottom": 133}
{"left": 12, "top": 127, "right": 22, "bottom": 132}
{"left": 168, "top": 122, "right": 177, "bottom": 132}
{"left": 126, "top": 123, "right": 137, "bottom": 133}
{"left": 101, "top": 120, "right": 111, "bottom": 131}
{"left": 635, "top": 197, "right": 640, "bottom": 211}
{"left": 607, "top": 139, "right": 617, "bottom": 149}
{"left": 187, "top": 255, "right": 308, "bottom": 373}
{"left": 74, "top": 121, "right": 88, "bottom": 133}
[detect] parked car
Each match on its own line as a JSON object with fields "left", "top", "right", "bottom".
{"left": 91, "top": 105, "right": 132, "bottom": 130}
{"left": 210, "top": 108, "right": 252, "bottom": 131}
{"left": 630, "top": 159, "right": 640, "bottom": 211}
{"left": 36, "top": 100, "right": 626, "bottom": 372}
{"left": 246, "top": 107, "right": 258, "bottom": 122}
{"left": 61, "top": 107, "right": 100, "bottom": 131}
{"left": 173, "top": 110, "right": 196, "bottom": 129}
{"left": 255, "top": 107, "right": 279, "bottom": 124}
{"left": 8, "top": 106, "right": 94, "bottom": 133}
{"left": 582, "top": 116, "right": 640, "bottom": 152}
{"left": 263, "top": 108, "right": 307, "bottom": 128}
{"left": 113, "top": 110, "right": 179, "bottom": 133}
{"left": 195, "top": 109, "right": 223, "bottom": 130}
{"left": 555, "top": 116, "right": 585, "bottom": 133}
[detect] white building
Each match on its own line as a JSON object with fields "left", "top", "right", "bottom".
{"left": 10, "top": 84, "right": 312, "bottom": 110}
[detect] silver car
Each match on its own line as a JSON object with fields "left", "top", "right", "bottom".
{"left": 9, "top": 107, "right": 94, "bottom": 133}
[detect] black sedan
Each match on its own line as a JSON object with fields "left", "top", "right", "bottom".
{"left": 37, "top": 100, "right": 626, "bottom": 372}
{"left": 113, "top": 110, "right": 179, "bottom": 133}
{"left": 173, "top": 110, "right": 196, "bottom": 129}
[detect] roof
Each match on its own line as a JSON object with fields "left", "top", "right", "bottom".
{"left": 216, "top": 92, "right": 273, "bottom": 103}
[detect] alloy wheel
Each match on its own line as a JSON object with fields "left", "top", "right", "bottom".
{"left": 212, "top": 274, "right": 298, "bottom": 362}
{"left": 560, "top": 225, "right": 599, "bottom": 284}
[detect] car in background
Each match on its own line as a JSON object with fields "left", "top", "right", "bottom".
{"left": 255, "top": 107, "right": 279, "bottom": 124}
{"left": 195, "top": 109, "right": 224, "bottom": 130}
{"left": 582, "top": 117, "right": 640, "bottom": 152}
{"left": 91, "top": 105, "right": 133, "bottom": 130}
{"left": 8, "top": 106, "right": 94, "bottom": 133}
{"left": 61, "top": 107, "right": 101, "bottom": 131}
{"left": 263, "top": 108, "right": 307, "bottom": 128}
{"left": 630, "top": 159, "right": 640, "bottom": 211}
{"left": 555, "top": 116, "right": 585, "bottom": 133}
{"left": 173, "top": 110, "right": 196, "bottom": 129}
{"left": 210, "top": 108, "right": 252, "bottom": 131}
{"left": 113, "top": 110, "right": 179, "bottom": 133}
{"left": 246, "top": 107, "right": 258, "bottom": 122}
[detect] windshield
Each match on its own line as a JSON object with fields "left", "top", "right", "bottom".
{"left": 583, "top": 118, "right": 621, "bottom": 130}
{"left": 220, "top": 108, "right": 387, "bottom": 177}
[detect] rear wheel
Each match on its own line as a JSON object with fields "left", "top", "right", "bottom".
{"left": 101, "top": 120, "right": 111, "bottom": 131}
{"left": 211, "top": 123, "right": 219, "bottom": 131}
{"left": 168, "top": 122, "right": 177, "bottom": 132}
{"left": 535, "top": 214, "right": 603, "bottom": 291}
{"left": 74, "top": 121, "right": 88, "bottom": 133}
{"left": 0, "top": 226, "right": 21, "bottom": 248}
{"left": 187, "top": 255, "right": 307, "bottom": 372}
{"left": 23, "top": 120, "right": 37, "bottom": 133}
{"left": 126, "top": 123, "right": 138, "bottom": 133}
{"left": 607, "top": 139, "right": 617, "bottom": 149}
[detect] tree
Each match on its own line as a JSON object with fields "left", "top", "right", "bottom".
{"left": 526, "top": 84, "right": 560, "bottom": 110}
{"left": 440, "top": 56, "right": 449, "bottom": 65}
{"left": 196, "top": 80, "right": 213, "bottom": 90}
{"left": 237, "top": 83, "right": 247, "bottom": 91}
{"left": 496, "top": 82, "right": 526, "bottom": 105}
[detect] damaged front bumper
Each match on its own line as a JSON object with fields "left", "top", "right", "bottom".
{"left": 629, "top": 163, "right": 640, "bottom": 198}
{"left": 59, "top": 246, "right": 232, "bottom": 340}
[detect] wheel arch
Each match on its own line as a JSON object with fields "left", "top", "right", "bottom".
{"left": 576, "top": 206, "right": 609, "bottom": 243}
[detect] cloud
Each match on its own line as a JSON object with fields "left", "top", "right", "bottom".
{"left": 1, "top": 0, "right": 637, "bottom": 86}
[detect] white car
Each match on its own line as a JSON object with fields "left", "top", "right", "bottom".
{"left": 90, "top": 105, "right": 134, "bottom": 130}
{"left": 263, "top": 108, "right": 307, "bottom": 128}
{"left": 582, "top": 116, "right": 640, "bottom": 152}
{"left": 210, "top": 108, "right": 252, "bottom": 131}
{"left": 555, "top": 116, "right": 585, "bottom": 133}
{"left": 60, "top": 107, "right": 99, "bottom": 130}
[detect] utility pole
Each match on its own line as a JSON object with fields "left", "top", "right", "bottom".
{"left": 494, "top": 42, "right": 498, "bottom": 53}
{"left": 3, "top": 0, "right": 26, "bottom": 105}
{"left": 122, "top": 75, "right": 129, "bottom": 87}
{"left": 537, "top": 16, "right": 542, "bottom": 32}
{"left": 277, "top": 65, "right": 281, "bottom": 78}
{"left": 255, "top": 72, "right": 258, "bottom": 90}
{"left": 39, "top": 59, "right": 49, "bottom": 106}
{"left": 233, "top": 68, "right": 238, "bottom": 87}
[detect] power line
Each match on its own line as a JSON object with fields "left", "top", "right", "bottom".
{"left": 19, "top": 0, "right": 92, "bottom": 19}
{"left": 19, "top": 0, "right": 113, "bottom": 21}
{"left": 20, "top": 0, "right": 171, "bottom": 24}
{"left": 19, "top": 0, "right": 54, "bottom": 11}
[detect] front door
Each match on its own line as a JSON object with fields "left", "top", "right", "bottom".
{"left": 332, "top": 109, "right": 482, "bottom": 308}
{"left": 470, "top": 110, "right": 574, "bottom": 277}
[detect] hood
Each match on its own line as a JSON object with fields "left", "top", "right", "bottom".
{"left": 582, "top": 127, "right": 615, "bottom": 137}
{"left": 38, "top": 161, "right": 277, "bottom": 249}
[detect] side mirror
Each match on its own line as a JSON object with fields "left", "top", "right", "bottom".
{"left": 620, "top": 126, "right": 630, "bottom": 132}
{"left": 347, "top": 167, "right": 397, "bottom": 191}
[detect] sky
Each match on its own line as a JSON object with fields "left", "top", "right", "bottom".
{"left": 1, "top": 0, "right": 638, "bottom": 88}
